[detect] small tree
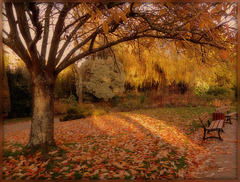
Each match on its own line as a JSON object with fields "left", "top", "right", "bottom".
{"left": 82, "top": 57, "right": 125, "bottom": 101}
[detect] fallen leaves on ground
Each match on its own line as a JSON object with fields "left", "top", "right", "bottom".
{"left": 3, "top": 108, "right": 217, "bottom": 180}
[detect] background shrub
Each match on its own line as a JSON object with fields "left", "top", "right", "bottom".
{"left": 91, "top": 109, "right": 107, "bottom": 116}
{"left": 194, "top": 82, "right": 209, "bottom": 97}
{"left": 7, "top": 68, "right": 32, "bottom": 118}
{"left": 67, "top": 108, "right": 79, "bottom": 115}
{"left": 207, "top": 86, "right": 231, "bottom": 97}
{"left": 54, "top": 101, "right": 71, "bottom": 115}
{"left": 231, "top": 85, "right": 238, "bottom": 99}
{"left": 59, "top": 102, "right": 107, "bottom": 121}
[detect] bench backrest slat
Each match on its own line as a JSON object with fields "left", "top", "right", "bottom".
{"left": 216, "top": 106, "right": 229, "bottom": 113}
{"left": 202, "top": 116, "right": 211, "bottom": 126}
{"left": 199, "top": 112, "right": 208, "bottom": 121}
{"left": 199, "top": 112, "right": 210, "bottom": 128}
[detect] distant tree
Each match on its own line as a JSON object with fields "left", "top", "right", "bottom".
{"left": 54, "top": 65, "right": 76, "bottom": 99}
{"left": 81, "top": 57, "right": 125, "bottom": 101}
{"left": 73, "top": 62, "right": 85, "bottom": 104}
{"left": 2, "top": 2, "right": 236, "bottom": 148}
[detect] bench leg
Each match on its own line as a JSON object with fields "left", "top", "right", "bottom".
{"left": 203, "top": 129, "right": 223, "bottom": 141}
{"left": 225, "top": 117, "right": 232, "bottom": 124}
{"left": 203, "top": 129, "right": 206, "bottom": 140}
{"left": 218, "top": 130, "right": 223, "bottom": 141}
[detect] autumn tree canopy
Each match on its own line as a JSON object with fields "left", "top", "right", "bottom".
{"left": 2, "top": 2, "right": 237, "bottom": 148}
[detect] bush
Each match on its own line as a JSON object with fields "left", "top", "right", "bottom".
{"left": 61, "top": 95, "right": 78, "bottom": 107}
{"left": 91, "top": 109, "right": 107, "bottom": 116}
{"left": 60, "top": 107, "right": 85, "bottom": 122}
{"left": 194, "top": 82, "right": 209, "bottom": 97}
{"left": 207, "top": 86, "right": 230, "bottom": 96}
{"left": 200, "top": 94, "right": 216, "bottom": 102}
{"left": 60, "top": 114, "right": 85, "bottom": 122}
{"left": 118, "top": 98, "right": 150, "bottom": 112}
{"left": 55, "top": 95, "right": 79, "bottom": 116}
{"left": 59, "top": 103, "right": 107, "bottom": 121}
{"left": 67, "top": 108, "right": 78, "bottom": 115}
{"left": 54, "top": 101, "right": 71, "bottom": 115}
{"left": 139, "top": 94, "right": 147, "bottom": 104}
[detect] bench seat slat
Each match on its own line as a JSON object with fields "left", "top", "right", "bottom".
{"left": 208, "top": 120, "right": 218, "bottom": 129}
{"left": 208, "top": 120, "right": 224, "bottom": 130}
{"left": 217, "top": 120, "right": 224, "bottom": 129}
{"left": 214, "top": 120, "right": 224, "bottom": 129}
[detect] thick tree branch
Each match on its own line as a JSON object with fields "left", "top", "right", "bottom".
{"left": 14, "top": 3, "right": 41, "bottom": 71}
{"left": 55, "top": 19, "right": 121, "bottom": 74}
{"left": 55, "top": 14, "right": 91, "bottom": 66}
{"left": 40, "top": 3, "right": 53, "bottom": 68}
{"left": 61, "top": 14, "right": 90, "bottom": 34}
{"left": 47, "top": 3, "right": 75, "bottom": 72}
{"left": 27, "top": 3, "right": 43, "bottom": 49}
{"left": 3, "top": 37, "right": 32, "bottom": 68}
{"left": 55, "top": 34, "right": 140, "bottom": 75}
{"left": 56, "top": 28, "right": 101, "bottom": 70}
{"left": 88, "top": 33, "right": 97, "bottom": 51}
{"left": 4, "top": 3, "right": 32, "bottom": 68}
{"left": 14, "top": 3, "right": 32, "bottom": 44}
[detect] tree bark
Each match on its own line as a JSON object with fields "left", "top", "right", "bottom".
{"left": 26, "top": 72, "right": 56, "bottom": 148}
{"left": 73, "top": 64, "right": 83, "bottom": 104}
{"left": 77, "top": 72, "right": 83, "bottom": 105}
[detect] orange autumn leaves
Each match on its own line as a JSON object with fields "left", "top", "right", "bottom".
{"left": 3, "top": 109, "right": 211, "bottom": 180}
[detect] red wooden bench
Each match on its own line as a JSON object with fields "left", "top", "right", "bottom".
{"left": 199, "top": 112, "right": 224, "bottom": 141}
{"left": 216, "top": 106, "right": 238, "bottom": 124}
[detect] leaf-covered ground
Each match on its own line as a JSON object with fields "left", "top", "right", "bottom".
{"left": 3, "top": 107, "right": 219, "bottom": 180}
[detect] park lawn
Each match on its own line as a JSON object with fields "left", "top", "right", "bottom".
{"left": 3, "top": 117, "right": 31, "bottom": 125}
{"left": 3, "top": 116, "right": 64, "bottom": 125}
{"left": 3, "top": 106, "right": 220, "bottom": 180}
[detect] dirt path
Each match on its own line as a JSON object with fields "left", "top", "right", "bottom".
{"left": 195, "top": 118, "right": 238, "bottom": 179}
{"left": 3, "top": 118, "right": 60, "bottom": 136}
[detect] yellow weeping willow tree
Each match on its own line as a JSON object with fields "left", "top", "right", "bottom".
{"left": 113, "top": 37, "right": 237, "bottom": 91}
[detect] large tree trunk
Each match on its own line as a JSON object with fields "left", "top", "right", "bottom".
{"left": 26, "top": 73, "right": 56, "bottom": 148}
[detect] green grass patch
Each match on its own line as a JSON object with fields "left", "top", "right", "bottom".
{"left": 3, "top": 117, "right": 31, "bottom": 124}
{"left": 176, "top": 156, "right": 186, "bottom": 170}
{"left": 74, "top": 171, "right": 83, "bottom": 179}
{"left": 3, "top": 149, "right": 23, "bottom": 158}
{"left": 64, "top": 142, "right": 77, "bottom": 147}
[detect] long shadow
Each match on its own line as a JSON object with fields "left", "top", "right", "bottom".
{"left": 81, "top": 111, "right": 205, "bottom": 153}
{"left": 3, "top": 109, "right": 214, "bottom": 180}
{"left": 110, "top": 112, "right": 159, "bottom": 140}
